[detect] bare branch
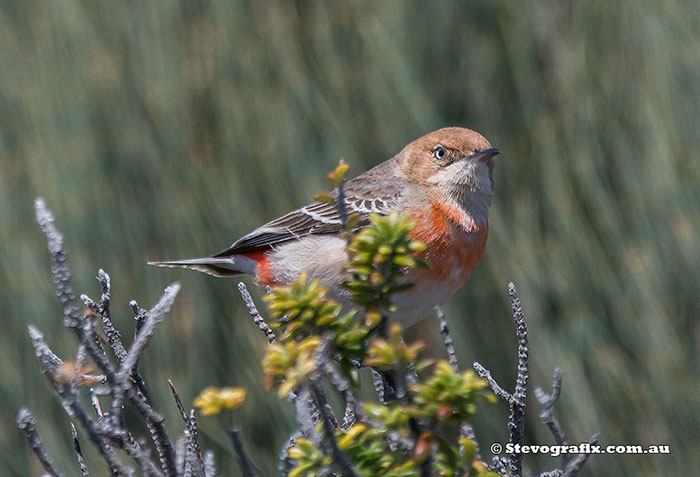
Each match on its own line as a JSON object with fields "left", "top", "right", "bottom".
{"left": 322, "top": 358, "right": 362, "bottom": 430}
{"left": 31, "top": 201, "right": 190, "bottom": 476}
{"left": 90, "top": 389, "right": 104, "bottom": 418}
{"left": 309, "top": 383, "right": 359, "bottom": 477}
{"left": 27, "top": 326, "right": 131, "bottom": 475}
{"left": 472, "top": 283, "right": 529, "bottom": 477}
{"left": 490, "top": 456, "right": 508, "bottom": 476}
{"left": 436, "top": 306, "right": 458, "bottom": 371}
{"left": 539, "top": 470, "right": 564, "bottom": 477}
{"left": 237, "top": 282, "right": 276, "bottom": 343}
{"left": 168, "top": 380, "right": 189, "bottom": 422}
{"left": 107, "top": 285, "right": 180, "bottom": 476}
{"left": 16, "top": 409, "right": 64, "bottom": 477}
{"left": 175, "top": 436, "right": 186, "bottom": 475}
{"left": 129, "top": 436, "right": 164, "bottom": 477}
{"left": 563, "top": 434, "right": 599, "bottom": 477}
{"left": 310, "top": 336, "right": 359, "bottom": 477}
{"left": 370, "top": 368, "right": 388, "bottom": 404}
{"left": 85, "top": 271, "right": 154, "bottom": 409}
{"left": 509, "top": 283, "right": 529, "bottom": 406}
{"left": 75, "top": 318, "right": 167, "bottom": 476}
{"left": 203, "top": 450, "right": 216, "bottom": 477}
{"left": 473, "top": 362, "right": 512, "bottom": 401}
{"left": 229, "top": 428, "right": 259, "bottom": 477}
{"left": 294, "top": 387, "right": 318, "bottom": 442}
{"left": 371, "top": 368, "right": 398, "bottom": 403}
{"left": 93, "top": 269, "right": 128, "bottom": 363}
{"left": 183, "top": 410, "right": 205, "bottom": 477}
{"left": 335, "top": 176, "right": 349, "bottom": 229}
{"left": 118, "top": 283, "right": 180, "bottom": 380}
{"left": 70, "top": 423, "right": 90, "bottom": 477}
{"left": 341, "top": 402, "right": 357, "bottom": 432}
{"left": 507, "top": 282, "right": 529, "bottom": 477}
{"left": 278, "top": 430, "right": 303, "bottom": 477}
{"left": 437, "top": 306, "right": 480, "bottom": 460}
{"left": 168, "top": 380, "right": 204, "bottom": 475}
{"left": 535, "top": 368, "right": 569, "bottom": 466}
{"left": 130, "top": 300, "right": 147, "bottom": 337}
{"left": 34, "top": 198, "right": 82, "bottom": 329}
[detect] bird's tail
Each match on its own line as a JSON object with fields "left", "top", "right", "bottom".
{"left": 148, "top": 256, "right": 256, "bottom": 278}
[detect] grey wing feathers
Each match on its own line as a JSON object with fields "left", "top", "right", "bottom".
{"left": 213, "top": 202, "right": 343, "bottom": 256}
{"left": 214, "top": 159, "right": 404, "bottom": 257}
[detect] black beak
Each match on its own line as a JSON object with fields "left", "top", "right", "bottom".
{"left": 471, "top": 148, "right": 501, "bottom": 162}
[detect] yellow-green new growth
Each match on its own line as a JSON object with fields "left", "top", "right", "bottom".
{"left": 264, "top": 272, "right": 353, "bottom": 341}
{"left": 364, "top": 323, "right": 428, "bottom": 370}
{"left": 344, "top": 212, "right": 427, "bottom": 324}
{"left": 193, "top": 386, "right": 246, "bottom": 416}
{"left": 412, "top": 361, "right": 496, "bottom": 422}
{"left": 263, "top": 336, "right": 321, "bottom": 397}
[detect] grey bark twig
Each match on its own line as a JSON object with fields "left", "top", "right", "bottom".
{"left": 203, "top": 450, "right": 216, "bottom": 477}
{"left": 168, "top": 379, "right": 189, "bottom": 422}
{"left": 92, "top": 269, "right": 128, "bottom": 363}
{"left": 535, "top": 368, "right": 569, "bottom": 463}
{"left": 535, "top": 369, "right": 599, "bottom": 477}
{"left": 370, "top": 368, "right": 389, "bottom": 404}
{"left": 183, "top": 410, "right": 205, "bottom": 477}
{"left": 508, "top": 282, "right": 529, "bottom": 476}
{"left": 333, "top": 162, "right": 349, "bottom": 231}
{"left": 17, "top": 409, "right": 64, "bottom": 477}
{"left": 294, "top": 386, "right": 319, "bottom": 443}
{"left": 115, "top": 284, "right": 180, "bottom": 477}
{"left": 34, "top": 198, "right": 82, "bottom": 329}
{"left": 237, "top": 282, "right": 276, "bottom": 343}
{"left": 310, "top": 382, "right": 360, "bottom": 477}
{"left": 436, "top": 306, "right": 459, "bottom": 371}
{"left": 27, "top": 325, "right": 131, "bottom": 475}
{"left": 473, "top": 282, "right": 529, "bottom": 477}
{"left": 27, "top": 200, "right": 175, "bottom": 476}
{"left": 71, "top": 423, "right": 91, "bottom": 477}
{"left": 90, "top": 389, "right": 103, "bottom": 418}
{"left": 130, "top": 299, "right": 148, "bottom": 337}
{"left": 278, "top": 430, "right": 304, "bottom": 476}
{"left": 117, "top": 283, "right": 180, "bottom": 381}
{"left": 229, "top": 427, "right": 259, "bottom": 477}
{"left": 563, "top": 434, "right": 599, "bottom": 477}
{"left": 311, "top": 335, "right": 359, "bottom": 477}
{"left": 437, "top": 306, "right": 480, "bottom": 460}
{"left": 168, "top": 380, "right": 205, "bottom": 475}
{"left": 473, "top": 362, "right": 512, "bottom": 401}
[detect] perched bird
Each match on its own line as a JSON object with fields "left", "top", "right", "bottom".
{"left": 150, "top": 127, "right": 500, "bottom": 326}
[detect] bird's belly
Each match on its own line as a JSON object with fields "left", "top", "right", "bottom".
{"left": 262, "top": 222, "right": 487, "bottom": 327}
{"left": 264, "top": 235, "right": 349, "bottom": 287}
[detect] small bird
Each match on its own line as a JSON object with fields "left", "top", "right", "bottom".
{"left": 150, "top": 127, "right": 500, "bottom": 327}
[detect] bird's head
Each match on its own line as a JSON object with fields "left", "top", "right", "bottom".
{"left": 398, "top": 127, "right": 500, "bottom": 213}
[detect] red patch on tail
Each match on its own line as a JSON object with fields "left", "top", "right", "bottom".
{"left": 243, "top": 249, "right": 276, "bottom": 286}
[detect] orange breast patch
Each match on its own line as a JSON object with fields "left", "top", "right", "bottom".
{"left": 409, "top": 201, "right": 488, "bottom": 285}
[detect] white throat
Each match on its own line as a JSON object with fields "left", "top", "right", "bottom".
{"left": 427, "top": 159, "right": 494, "bottom": 227}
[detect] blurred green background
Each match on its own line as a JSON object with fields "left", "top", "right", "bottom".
{"left": 1, "top": 1, "right": 699, "bottom": 475}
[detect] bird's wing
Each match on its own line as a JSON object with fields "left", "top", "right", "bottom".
{"left": 213, "top": 161, "right": 404, "bottom": 257}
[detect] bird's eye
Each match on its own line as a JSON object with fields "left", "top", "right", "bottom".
{"left": 433, "top": 146, "right": 447, "bottom": 161}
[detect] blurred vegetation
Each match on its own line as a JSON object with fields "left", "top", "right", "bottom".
{"left": 1, "top": 1, "right": 698, "bottom": 475}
